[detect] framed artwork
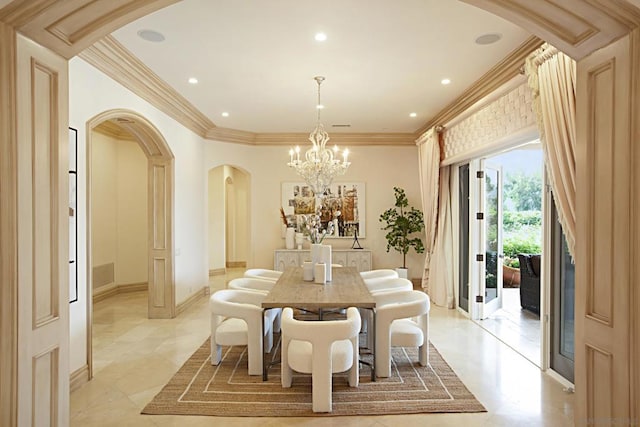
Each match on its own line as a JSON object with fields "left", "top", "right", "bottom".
{"left": 281, "top": 182, "right": 365, "bottom": 238}
{"left": 69, "top": 127, "right": 78, "bottom": 303}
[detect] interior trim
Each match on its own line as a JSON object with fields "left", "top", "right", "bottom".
{"left": 69, "top": 365, "right": 89, "bottom": 393}
{"left": 175, "top": 286, "right": 208, "bottom": 316}
{"left": 93, "top": 282, "right": 148, "bottom": 304}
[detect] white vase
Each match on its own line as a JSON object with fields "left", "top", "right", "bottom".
{"left": 285, "top": 227, "right": 295, "bottom": 249}
{"left": 295, "top": 232, "right": 304, "bottom": 250}
{"left": 310, "top": 243, "right": 323, "bottom": 265}
{"left": 395, "top": 267, "right": 408, "bottom": 279}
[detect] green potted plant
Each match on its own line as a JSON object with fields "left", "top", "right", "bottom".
{"left": 379, "top": 187, "right": 425, "bottom": 278}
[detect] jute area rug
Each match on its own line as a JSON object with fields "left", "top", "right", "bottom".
{"left": 142, "top": 335, "right": 486, "bottom": 417}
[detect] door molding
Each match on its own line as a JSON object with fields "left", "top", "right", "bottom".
{"left": 86, "top": 109, "right": 175, "bottom": 379}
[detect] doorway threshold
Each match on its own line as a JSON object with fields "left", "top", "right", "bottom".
{"left": 476, "top": 288, "right": 541, "bottom": 367}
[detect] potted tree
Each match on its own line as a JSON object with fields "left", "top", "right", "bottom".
{"left": 379, "top": 187, "right": 425, "bottom": 278}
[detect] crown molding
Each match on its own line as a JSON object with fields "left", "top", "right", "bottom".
{"left": 415, "top": 35, "right": 543, "bottom": 137}
{"left": 254, "top": 132, "right": 416, "bottom": 146}
{"left": 205, "top": 127, "right": 415, "bottom": 146}
{"left": 79, "top": 35, "right": 215, "bottom": 137}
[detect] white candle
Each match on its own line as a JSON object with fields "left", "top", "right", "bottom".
{"left": 295, "top": 146, "right": 300, "bottom": 161}
{"left": 289, "top": 148, "right": 294, "bottom": 163}
{"left": 343, "top": 148, "right": 349, "bottom": 163}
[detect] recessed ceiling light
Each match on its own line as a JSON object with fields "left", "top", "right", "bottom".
{"left": 475, "top": 33, "right": 502, "bottom": 45}
{"left": 315, "top": 32, "right": 327, "bottom": 42}
{"left": 410, "top": 112, "right": 417, "bottom": 118}
{"left": 441, "top": 78, "right": 451, "bottom": 85}
{"left": 188, "top": 77, "right": 198, "bottom": 84}
{"left": 137, "top": 29, "right": 165, "bottom": 43}
{"left": 221, "top": 112, "right": 229, "bottom": 117}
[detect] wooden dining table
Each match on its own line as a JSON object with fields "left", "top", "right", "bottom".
{"left": 261, "top": 266, "right": 376, "bottom": 381}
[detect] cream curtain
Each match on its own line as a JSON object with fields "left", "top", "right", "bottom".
{"left": 417, "top": 128, "right": 440, "bottom": 296}
{"left": 418, "top": 129, "right": 454, "bottom": 307}
{"left": 428, "top": 166, "right": 455, "bottom": 308}
{"left": 525, "top": 44, "right": 577, "bottom": 258}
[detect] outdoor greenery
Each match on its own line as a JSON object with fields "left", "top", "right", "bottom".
{"left": 504, "top": 171, "right": 543, "bottom": 211}
{"left": 379, "top": 187, "right": 425, "bottom": 269}
{"left": 502, "top": 170, "right": 543, "bottom": 269}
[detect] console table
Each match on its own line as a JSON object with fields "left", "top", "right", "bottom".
{"left": 274, "top": 248, "right": 372, "bottom": 272}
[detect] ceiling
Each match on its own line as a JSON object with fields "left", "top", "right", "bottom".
{"left": 111, "top": 0, "right": 531, "bottom": 136}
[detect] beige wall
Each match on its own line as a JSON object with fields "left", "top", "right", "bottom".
{"left": 208, "top": 166, "right": 225, "bottom": 271}
{"left": 204, "top": 142, "right": 424, "bottom": 277}
{"left": 91, "top": 131, "right": 147, "bottom": 287}
{"left": 91, "top": 132, "right": 118, "bottom": 272}
{"left": 115, "top": 139, "right": 147, "bottom": 284}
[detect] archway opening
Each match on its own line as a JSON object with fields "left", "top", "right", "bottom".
{"left": 207, "top": 165, "right": 250, "bottom": 277}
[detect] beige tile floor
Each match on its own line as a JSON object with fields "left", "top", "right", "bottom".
{"left": 71, "top": 269, "right": 575, "bottom": 426}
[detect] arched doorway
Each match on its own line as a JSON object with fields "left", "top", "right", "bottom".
{"left": 87, "top": 109, "right": 175, "bottom": 321}
{"left": 208, "top": 165, "right": 250, "bottom": 274}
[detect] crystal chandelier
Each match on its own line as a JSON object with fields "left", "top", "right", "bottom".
{"left": 287, "top": 76, "right": 350, "bottom": 195}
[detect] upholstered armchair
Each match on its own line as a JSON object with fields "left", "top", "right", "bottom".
{"left": 280, "top": 307, "right": 361, "bottom": 413}
{"left": 373, "top": 290, "right": 430, "bottom": 378}
{"left": 243, "top": 268, "right": 282, "bottom": 282}
{"left": 210, "top": 289, "right": 278, "bottom": 376}
{"left": 359, "top": 269, "right": 399, "bottom": 281}
{"left": 517, "top": 253, "right": 541, "bottom": 314}
{"left": 227, "top": 277, "right": 281, "bottom": 332}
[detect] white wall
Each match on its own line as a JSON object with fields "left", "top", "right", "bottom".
{"left": 68, "top": 58, "right": 208, "bottom": 373}
{"left": 203, "top": 142, "right": 425, "bottom": 276}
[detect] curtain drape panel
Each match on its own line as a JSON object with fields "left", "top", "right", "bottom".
{"left": 525, "top": 44, "right": 577, "bottom": 258}
{"left": 428, "top": 166, "right": 455, "bottom": 308}
{"left": 417, "top": 129, "right": 440, "bottom": 296}
{"left": 417, "top": 129, "right": 454, "bottom": 307}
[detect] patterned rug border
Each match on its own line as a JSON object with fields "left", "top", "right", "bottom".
{"left": 142, "top": 337, "right": 486, "bottom": 417}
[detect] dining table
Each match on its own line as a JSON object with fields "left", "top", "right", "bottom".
{"left": 261, "top": 266, "right": 376, "bottom": 381}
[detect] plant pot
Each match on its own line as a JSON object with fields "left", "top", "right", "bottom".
{"left": 503, "top": 265, "right": 520, "bottom": 287}
{"left": 395, "top": 267, "right": 408, "bottom": 279}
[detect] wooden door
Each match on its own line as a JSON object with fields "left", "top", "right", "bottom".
{"left": 16, "top": 34, "right": 70, "bottom": 426}
{"left": 575, "top": 30, "right": 637, "bottom": 424}
{"left": 148, "top": 157, "right": 175, "bottom": 318}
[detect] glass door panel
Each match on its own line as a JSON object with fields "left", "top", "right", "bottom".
{"left": 458, "top": 164, "right": 470, "bottom": 312}
{"left": 551, "top": 198, "right": 575, "bottom": 382}
{"left": 479, "top": 161, "right": 503, "bottom": 318}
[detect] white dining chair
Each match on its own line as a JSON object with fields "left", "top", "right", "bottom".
{"left": 359, "top": 269, "right": 398, "bottom": 280}
{"left": 361, "top": 277, "right": 413, "bottom": 347}
{"left": 364, "top": 277, "right": 413, "bottom": 294}
{"left": 227, "top": 277, "right": 281, "bottom": 332}
{"left": 373, "top": 290, "right": 430, "bottom": 378}
{"left": 280, "top": 307, "right": 361, "bottom": 413}
{"left": 243, "top": 268, "right": 282, "bottom": 282}
{"left": 210, "top": 289, "right": 278, "bottom": 376}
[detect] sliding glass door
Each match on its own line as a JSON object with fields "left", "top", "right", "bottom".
{"left": 550, "top": 198, "right": 575, "bottom": 382}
